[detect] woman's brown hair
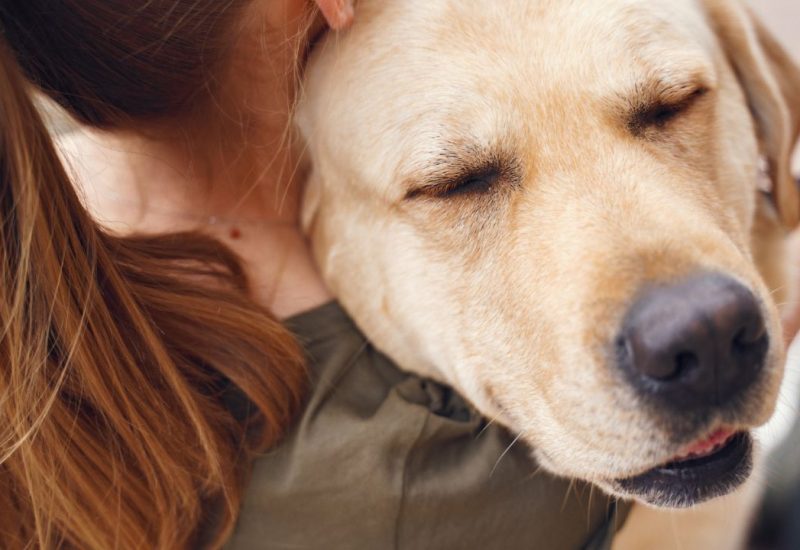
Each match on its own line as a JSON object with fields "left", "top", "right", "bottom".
{"left": 0, "top": 2, "right": 307, "bottom": 548}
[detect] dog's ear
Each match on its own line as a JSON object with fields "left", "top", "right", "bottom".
{"left": 704, "top": 0, "right": 800, "bottom": 228}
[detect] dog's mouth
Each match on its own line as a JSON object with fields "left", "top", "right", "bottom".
{"left": 614, "top": 428, "right": 752, "bottom": 507}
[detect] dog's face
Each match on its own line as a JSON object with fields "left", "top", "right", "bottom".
{"left": 297, "top": 0, "right": 800, "bottom": 507}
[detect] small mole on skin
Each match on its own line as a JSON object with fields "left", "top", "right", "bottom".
{"left": 229, "top": 227, "right": 242, "bottom": 240}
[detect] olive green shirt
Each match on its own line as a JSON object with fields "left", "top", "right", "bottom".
{"left": 226, "top": 302, "right": 630, "bottom": 549}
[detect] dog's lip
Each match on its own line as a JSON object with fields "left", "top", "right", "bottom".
{"left": 668, "top": 427, "right": 737, "bottom": 463}
{"left": 623, "top": 429, "right": 748, "bottom": 478}
{"left": 613, "top": 430, "right": 752, "bottom": 507}
{"left": 616, "top": 426, "right": 738, "bottom": 479}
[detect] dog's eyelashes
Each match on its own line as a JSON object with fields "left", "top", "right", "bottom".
{"left": 649, "top": 104, "right": 683, "bottom": 128}
{"left": 628, "top": 87, "right": 709, "bottom": 136}
{"left": 438, "top": 168, "right": 501, "bottom": 198}
{"left": 406, "top": 164, "right": 505, "bottom": 200}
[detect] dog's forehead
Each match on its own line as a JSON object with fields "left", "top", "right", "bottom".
{"left": 302, "top": 0, "right": 719, "bottom": 193}
{"left": 378, "top": 1, "right": 713, "bottom": 104}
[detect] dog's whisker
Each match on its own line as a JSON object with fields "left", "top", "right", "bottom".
{"left": 490, "top": 432, "right": 523, "bottom": 478}
{"left": 776, "top": 396, "right": 800, "bottom": 412}
{"left": 668, "top": 510, "right": 686, "bottom": 550}
{"left": 521, "top": 464, "right": 545, "bottom": 484}
{"left": 773, "top": 395, "right": 800, "bottom": 416}
{"left": 768, "top": 284, "right": 788, "bottom": 297}
{"left": 561, "top": 478, "right": 577, "bottom": 514}
{"left": 476, "top": 416, "right": 499, "bottom": 440}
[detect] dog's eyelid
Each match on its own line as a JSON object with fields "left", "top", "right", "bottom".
{"left": 627, "top": 84, "right": 710, "bottom": 135}
{"left": 404, "top": 157, "right": 519, "bottom": 200}
{"left": 656, "top": 80, "right": 711, "bottom": 104}
{"left": 405, "top": 165, "right": 499, "bottom": 200}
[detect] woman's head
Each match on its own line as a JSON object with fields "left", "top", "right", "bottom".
{"left": 0, "top": 0, "right": 324, "bottom": 128}
{"left": 2, "top": 0, "right": 249, "bottom": 126}
{"left": 0, "top": 2, "right": 320, "bottom": 548}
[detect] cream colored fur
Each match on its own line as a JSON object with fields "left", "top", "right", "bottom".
{"left": 296, "top": 0, "right": 800, "bottom": 547}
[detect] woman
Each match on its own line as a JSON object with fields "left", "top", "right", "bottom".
{"left": 0, "top": 1, "right": 345, "bottom": 547}
{"left": 0, "top": 1, "right": 795, "bottom": 548}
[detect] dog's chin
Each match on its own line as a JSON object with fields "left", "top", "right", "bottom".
{"left": 605, "top": 431, "right": 753, "bottom": 508}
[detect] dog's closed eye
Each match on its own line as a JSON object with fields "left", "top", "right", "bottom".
{"left": 626, "top": 83, "right": 709, "bottom": 137}
{"left": 404, "top": 152, "right": 521, "bottom": 201}
{"left": 406, "top": 165, "right": 501, "bottom": 199}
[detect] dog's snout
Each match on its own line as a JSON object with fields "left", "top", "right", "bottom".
{"left": 617, "top": 274, "right": 767, "bottom": 410}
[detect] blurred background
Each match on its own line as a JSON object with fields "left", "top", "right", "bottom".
{"left": 749, "top": 2, "right": 800, "bottom": 549}
{"left": 754, "top": 1, "right": 800, "bottom": 171}
{"left": 754, "top": 1, "right": 800, "bottom": 60}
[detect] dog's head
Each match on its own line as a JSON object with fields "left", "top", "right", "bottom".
{"left": 297, "top": 0, "right": 800, "bottom": 507}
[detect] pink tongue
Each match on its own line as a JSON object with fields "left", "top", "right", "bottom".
{"left": 683, "top": 428, "right": 733, "bottom": 456}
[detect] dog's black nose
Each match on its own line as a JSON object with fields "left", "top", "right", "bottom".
{"left": 617, "top": 274, "right": 767, "bottom": 410}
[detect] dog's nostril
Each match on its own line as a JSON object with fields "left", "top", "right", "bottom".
{"left": 732, "top": 327, "right": 750, "bottom": 355}
{"left": 732, "top": 323, "right": 766, "bottom": 349}
{"left": 731, "top": 324, "right": 768, "bottom": 365}
{"left": 673, "top": 351, "right": 699, "bottom": 381}
{"left": 615, "top": 336, "right": 630, "bottom": 362}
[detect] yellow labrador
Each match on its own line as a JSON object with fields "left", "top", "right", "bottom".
{"left": 297, "top": 0, "right": 800, "bottom": 546}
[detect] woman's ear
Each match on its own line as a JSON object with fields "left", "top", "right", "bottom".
{"left": 301, "top": 168, "right": 323, "bottom": 235}
{"left": 704, "top": 0, "right": 800, "bottom": 228}
{"left": 316, "top": 0, "right": 355, "bottom": 30}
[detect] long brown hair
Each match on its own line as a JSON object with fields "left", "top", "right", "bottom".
{"left": 0, "top": 2, "right": 308, "bottom": 548}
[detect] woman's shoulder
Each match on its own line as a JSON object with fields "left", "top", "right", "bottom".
{"left": 227, "top": 301, "right": 629, "bottom": 550}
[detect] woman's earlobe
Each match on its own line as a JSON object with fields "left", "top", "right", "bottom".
{"left": 316, "top": 0, "right": 354, "bottom": 31}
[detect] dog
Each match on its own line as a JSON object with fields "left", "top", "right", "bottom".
{"left": 296, "top": 0, "right": 800, "bottom": 545}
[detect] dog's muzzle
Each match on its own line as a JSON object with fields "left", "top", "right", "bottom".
{"left": 610, "top": 273, "right": 767, "bottom": 506}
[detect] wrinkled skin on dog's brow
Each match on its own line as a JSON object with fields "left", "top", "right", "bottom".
{"left": 297, "top": 0, "right": 799, "bottom": 503}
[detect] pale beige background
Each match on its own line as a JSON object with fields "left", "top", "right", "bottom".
{"left": 752, "top": 0, "right": 800, "bottom": 60}
{"left": 753, "top": 1, "right": 800, "bottom": 175}
{"left": 752, "top": 0, "right": 800, "bottom": 509}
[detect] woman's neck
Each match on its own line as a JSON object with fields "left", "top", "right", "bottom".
{"left": 61, "top": 117, "right": 301, "bottom": 235}
{"left": 59, "top": 8, "right": 332, "bottom": 317}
